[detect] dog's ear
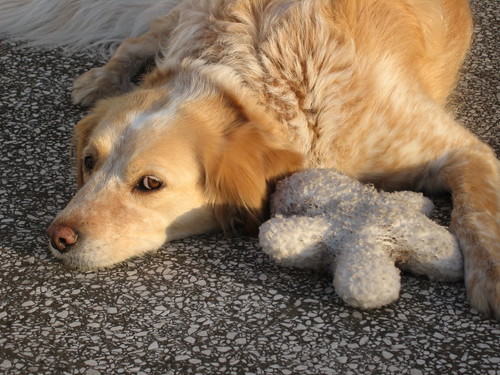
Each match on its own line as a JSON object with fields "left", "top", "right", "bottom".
{"left": 205, "top": 122, "right": 303, "bottom": 234}
{"left": 72, "top": 113, "right": 99, "bottom": 187}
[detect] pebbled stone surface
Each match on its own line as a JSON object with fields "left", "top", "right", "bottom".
{"left": 0, "top": 1, "right": 498, "bottom": 374}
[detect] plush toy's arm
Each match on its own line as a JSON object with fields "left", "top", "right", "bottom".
{"left": 389, "top": 214, "right": 463, "bottom": 281}
{"left": 259, "top": 215, "right": 333, "bottom": 273}
{"left": 329, "top": 229, "right": 402, "bottom": 309}
{"left": 387, "top": 191, "right": 435, "bottom": 217}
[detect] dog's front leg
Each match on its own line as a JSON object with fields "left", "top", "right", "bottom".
{"left": 70, "top": 0, "right": 188, "bottom": 107}
{"left": 351, "top": 105, "right": 500, "bottom": 320}
{"left": 71, "top": 30, "right": 163, "bottom": 106}
{"left": 442, "top": 144, "right": 500, "bottom": 320}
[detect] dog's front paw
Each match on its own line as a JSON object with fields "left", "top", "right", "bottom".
{"left": 72, "top": 67, "right": 136, "bottom": 106}
{"left": 465, "top": 257, "right": 500, "bottom": 321}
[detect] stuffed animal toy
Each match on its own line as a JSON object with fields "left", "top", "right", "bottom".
{"left": 259, "top": 169, "right": 463, "bottom": 309}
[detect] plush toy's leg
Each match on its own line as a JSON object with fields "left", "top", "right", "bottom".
{"left": 331, "top": 234, "right": 401, "bottom": 309}
{"left": 259, "top": 216, "right": 333, "bottom": 273}
{"left": 391, "top": 215, "right": 463, "bottom": 281}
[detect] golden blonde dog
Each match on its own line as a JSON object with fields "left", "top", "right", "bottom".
{"left": 28, "top": 0, "right": 498, "bottom": 319}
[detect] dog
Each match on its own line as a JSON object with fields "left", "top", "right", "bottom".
{"left": 1, "top": 0, "right": 498, "bottom": 319}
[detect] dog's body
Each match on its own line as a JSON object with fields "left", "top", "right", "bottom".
{"left": 2, "top": 0, "right": 498, "bottom": 318}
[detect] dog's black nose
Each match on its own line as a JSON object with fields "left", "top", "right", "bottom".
{"left": 47, "top": 223, "right": 79, "bottom": 253}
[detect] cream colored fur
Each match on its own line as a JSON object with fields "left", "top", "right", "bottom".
{"left": 25, "top": 0, "right": 498, "bottom": 319}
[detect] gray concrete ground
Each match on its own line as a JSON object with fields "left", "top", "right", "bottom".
{"left": 0, "top": 1, "right": 498, "bottom": 374}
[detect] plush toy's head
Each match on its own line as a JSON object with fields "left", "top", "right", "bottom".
{"left": 259, "top": 169, "right": 463, "bottom": 309}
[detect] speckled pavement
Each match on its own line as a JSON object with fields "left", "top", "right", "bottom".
{"left": 0, "top": 1, "right": 499, "bottom": 374}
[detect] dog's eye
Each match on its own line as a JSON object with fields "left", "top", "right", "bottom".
{"left": 136, "top": 176, "right": 163, "bottom": 191}
{"left": 83, "top": 155, "right": 95, "bottom": 172}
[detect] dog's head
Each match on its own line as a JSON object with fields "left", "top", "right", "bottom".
{"left": 47, "top": 78, "right": 302, "bottom": 269}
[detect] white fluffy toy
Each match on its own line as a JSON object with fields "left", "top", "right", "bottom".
{"left": 259, "top": 169, "right": 463, "bottom": 309}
